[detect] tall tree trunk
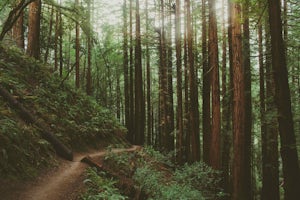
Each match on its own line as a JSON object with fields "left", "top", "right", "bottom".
{"left": 175, "top": 0, "right": 183, "bottom": 164}
{"left": 128, "top": 0, "right": 134, "bottom": 143}
{"left": 186, "top": 0, "right": 200, "bottom": 162}
{"left": 159, "top": 0, "right": 169, "bottom": 150}
{"left": 12, "top": 0, "right": 24, "bottom": 48}
{"left": 202, "top": 0, "right": 211, "bottom": 165}
{"left": 166, "top": 0, "right": 174, "bottom": 151}
{"left": 227, "top": 1, "right": 234, "bottom": 196}
{"left": 59, "top": 10, "right": 63, "bottom": 77}
{"left": 86, "top": 0, "right": 92, "bottom": 95}
{"left": 221, "top": 0, "right": 230, "bottom": 196}
{"left": 242, "top": 1, "right": 253, "bottom": 199}
{"left": 230, "top": 2, "right": 248, "bottom": 199}
{"left": 27, "top": 0, "right": 41, "bottom": 59}
{"left": 208, "top": 0, "right": 220, "bottom": 169}
{"left": 183, "top": 0, "right": 190, "bottom": 162}
{"left": 117, "top": 69, "right": 121, "bottom": 120}
{"left": 145, "top": 0, "right": 152, "bottom": 145}
{"left": 44, "top": 5, "right": 54, "bottom": 63}
{"left": 54, "top": 8, "right": 59, "bottom": 72}
{"left": 267, "top": 0, "right": 300, "bottom": 199}
{"left": 75, "top": 0, "right": 80, "bottom": 89}
{"left": 123, "top": 0, "right": 130, "bottom": 138}
{"left": 261, "top": 17, "right": 279, "bottom": 200}
{"left": 134, "top": 0, "right": 144, "bottom": 145}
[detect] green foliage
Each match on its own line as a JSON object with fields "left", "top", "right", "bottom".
{"left": 0, "top": 43, "right": 126, "bottom": 179}
{"left": 174, "top": 162, "right": 225, "bottom": 199}
{"left": 141, "top": 146, "right": 174, "bottom": 167}
{"left": 0, "top": 116, "right": 55, "bottom": 179}
{"left": 134, "top": 165, "right": 203, "bottom": 200}
{"left": 81, "top": 168, "right": 128, "bottom": 200}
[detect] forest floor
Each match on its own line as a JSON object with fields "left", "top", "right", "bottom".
{"left": 0, "top": 146, "right": 139, "bottom": 200}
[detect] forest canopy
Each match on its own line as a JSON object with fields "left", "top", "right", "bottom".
{"left": 1, "top": 0, "right": 300, "bottom": 199}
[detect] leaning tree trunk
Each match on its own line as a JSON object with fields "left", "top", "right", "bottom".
{"left": 0, "top": 85, "right": 73, "bottom": 161}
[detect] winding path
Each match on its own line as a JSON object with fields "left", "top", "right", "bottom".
{"left": 17, "top": 146, "right": 140, "bottom": 200}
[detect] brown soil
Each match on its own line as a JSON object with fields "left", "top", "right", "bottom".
{"left": 0, "top": 146, "right": 139, "bottom": 200}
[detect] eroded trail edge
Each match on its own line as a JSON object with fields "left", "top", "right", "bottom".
{"left": 20, "top": 146, "right": 140, "bottom": 200}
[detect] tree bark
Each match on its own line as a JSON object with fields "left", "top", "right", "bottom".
{"left": 242, "top": 1, "right": 253, "bottom": 199}
{"left": 208, "top": 0, "right": 220, "bottom": 169}
{"left": 175, "top": 0, "right": 183, "bottom": 164}
{"left": 12, "top": 0, "right": 24, "bottom": 48}
{"left": 75, "top": 0, "right": 80, "bottom": 89}
{"left": 202, "top": 0, "right": 211, "bottom": 165}
{"left": 123, "top": 0, "right": 130, "bottom": 138}
{"left": 86, "top": 0, "right": 92, "bottom": 95}
{"left": 145, "top": 0, "right": 152, "bottom": 145}
{"left": 128, "top": 0, "right": 134, "bottom": 143}
{"left": 27, "top": 0, "right": 41, "bottom": 59}
{"left": 230, "top": 2, "right": 248, "bottom": 199}
{"left": 262, "top": 18, "right": 279, "bottom": 200}
{"left": 186, "top": 0, "right": 200, "bottom": 162}
{"left": 166, "top": 0, "right": 174, "bottom": 151}
{"left": 134, "top": 0, "right": 145, "bottom": 145}
{"left": 267, "top": 0, "right": 300, "bottom": 199}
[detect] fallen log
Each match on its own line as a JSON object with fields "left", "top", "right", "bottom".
{"left": 81, "top": 155, "right": 142, "bottom": 198}
{"left": 0, "top": 84, "right": 73, "bottom": 161}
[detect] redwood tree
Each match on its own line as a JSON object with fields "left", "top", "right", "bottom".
{"left": 208, "top": 0, "right": 221, "bottom": 169}
{"left": 186, "top": 0, "right": 200, "bottom": 161}
{"left": 134, "top": 0, "right": 144, "bottom": 145}
{"left": 27, "top": 0, "right": 41, "bottom": 59}
{"left": 12, "top": 0, "right": 24, "bottom": 48}
{"left": 267, "top": 0, "right": 300, "bottom": 199}
{"left": 230, "top": 2, "right": 249, "bottom": 199}
{"left": 202, "top": 0, "right": 211, "bottom": 165}
{"left": 175, "top": 0, "right": 183, "bottom": 164}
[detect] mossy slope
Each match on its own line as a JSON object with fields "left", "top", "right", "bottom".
{"left": 0, "top": 44, "right": 126, "bottom": 179}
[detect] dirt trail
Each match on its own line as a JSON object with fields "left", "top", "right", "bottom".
{"left": 14, "top": 146, "right": 139, "bottom": 200}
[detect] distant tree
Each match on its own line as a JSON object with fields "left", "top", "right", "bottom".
{"left": 221, "top": 0, "right": 231, "bottom": 196}
{"left": 208, "top": 0, "right": 220, "bottom": 169}
{"left": 242, "top": 0, "right": 253, "bottom": 198}
{"left": 145, "top": 0, "right": 152, "bottom": 145}
{"left": 134, "top": 0, "right": 144, "bottom": 145}
{"left": 86, "top": 0, "right": 92, "bottom": 95}
{"left": 128, "top": 0, "right": 134, "bottom": 143}
{"left": 123, "top": 0, "right": 130, "bottom": 136}
{"left": 175, "top": 0, "right": 183, "bottom": 164}
{"left": 186, "top": 0, "right": 200, "bottom": 162}
{"left": 12, "top": 0, "right": 24, "bottom": 48}
{"left": 27, "top": 0, "right": 41, "bottom": 59}
{"left": 166, "top": 0, "right": 174, "bottom": 151}
{"left": 75, "top": 0, "right": 80, "bottom": 89}
{"left": 202, "top": 0, "right": 211, "bottom": 165}
{"left": 44, "top": 5, "right": 54, "bottom": 63}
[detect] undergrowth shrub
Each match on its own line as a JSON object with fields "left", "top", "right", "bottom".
{"left": 174, "top": 162, "right": 225, "bottom": 199}
{"left": 0, "top": 43, "right": 126, "bottom": 179}
{"left": 0, "top": 116, "right": 55, "bottom": 179}
{"left": 81, "top": 168, "right": 128, "bottom": 200}
{"left": 134, "top": 165, "right": 203, "bottom": 200}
